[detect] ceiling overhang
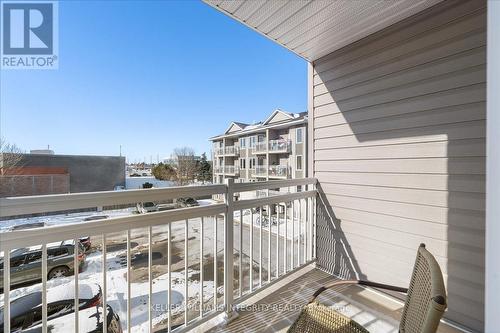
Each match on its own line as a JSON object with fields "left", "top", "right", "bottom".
{"left": 202, "top": 0, "right": 443, "bottom": 62}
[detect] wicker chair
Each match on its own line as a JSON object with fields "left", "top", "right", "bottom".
{"left": 288, "top": 244, "right": 447, "bottom": 333}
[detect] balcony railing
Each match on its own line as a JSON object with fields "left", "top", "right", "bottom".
{"left": 214, "top": 166, "right": 223, "bottom": 173}
{"left": 253, "top": 142, "right": 267, "bottom": 154}
{"left": 0, "top": 178, "right": 316, "bottom": 333}
{"left": 224, "top": 146, "right": 239, "bottom": 156}
{"left": 254, "top": 166, "right": 267, "bottom": 177}
{"left": 224, "top": 165, "right": 239, "bottom": 175}
{"left": 213, "top": 147, "right": 224, "bottom": 156}
{"left": 268, "top": 139, "right": 291, "bottom": 153}
{"left": 269, "top": 165, "right": 289, "bottom": 179}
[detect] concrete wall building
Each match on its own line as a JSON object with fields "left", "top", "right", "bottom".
{"left": 0, "top": 153, "right": 125, "bottom": 196}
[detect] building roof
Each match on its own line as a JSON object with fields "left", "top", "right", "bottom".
{"left": 202, "top": 0, "right": 442, "bottom": 62}
{"left": 211, "top": 109, "right": 307, "bottom": 140}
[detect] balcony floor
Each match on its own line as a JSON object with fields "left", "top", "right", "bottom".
{"left": 207, "top": 268, "right": 461, "bottom": 333}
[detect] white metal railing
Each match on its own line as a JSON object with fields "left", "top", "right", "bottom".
{"left": 0, "top": 178, "right": 316, "bottom": 333}
{"left": 224, "top": 146, "right": 239, "bottom": 156}
{"left": 214, "top": 166, "right": 223, "bottom": 173}
{"left": 253, "top": 142, "right": 267, "bottom": 153}
{"left": 213, "top": 147, "right": 224, "bottom": 156}
{"left": 224, "top": 165, "right": 239, "bottom": 175}
{"left": 268, "top": 139, "right": 291, "bottom": 153}
{"left": 254, "top": 166, "right": 267, "bottom": 177}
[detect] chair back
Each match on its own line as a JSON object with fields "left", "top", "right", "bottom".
{"left": 399, "top": 244, "right": 447, "bottom": 333}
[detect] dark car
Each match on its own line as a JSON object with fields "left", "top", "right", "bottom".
{"left": 176, "top": 197, "right": 199, "bottom": 207}
{"left": 20, "top": 305, "right": 122, "bottom": 333}
{"left": 0, "top": 240, "right": 86, "bottom": 289}
{"left": 0, "top": 282, "right": 102, "bottom": 333}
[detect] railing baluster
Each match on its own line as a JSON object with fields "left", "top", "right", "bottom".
{"left": 102, "top": 235, "right": 107, "bottom": 333}
{"left": 298, "top": 199, "right": 302, "bottom": 265}
{"left": 239, "top": 209, "right": 243, "bottom": 297}
{"left": 168, "top": 222, "right": 172, "bottom": 333}
{"left": 42, "top": 244, "right": 47, "bottom": 333}
{"left": 305, "top": 198, "right": 308, "bottom": 262}
{"left": 200, "top": 217, "right": 204, "bottom": 318}
{"left": 292, "top": 200, "right": 295, "bottom": 270}
{"left": 224, "top": 179, "right": 235, "bottom": 316}
{"left": 74, "top": 238, "right": 79, "bottom": 333}
{"left": 185, "top": 219, "right": 189, "bottom": 326}
{"left": 303, "top": 198, "right": 307, "bottom": 264}
{"left": 284, "top": 202, "right": 288, "bottom": 274}
{"left": 3, "top": 250, "right": 10, "bottom": 333}
{"left": 127, "top": 229, "right": 131, "bottom": 333}
{"left": 148, "top": 226, "right": 153, "bottom": 333}
{"left": 267, "top": 204, "right": 271, "bottom": 283}
{"left": 276, "top": 204, "right": 280, "bottom": 279}
{"left": 259, "top": 206, "right": 263, "bottom": 288}
{"left": 313, "top": 186, "right": 317, "bottom": 259}
{"left": 250, "top": 209, "right": 254, "bottom": 293}
{"left": 213, "top": 215, "right": 217, "bottom": 311}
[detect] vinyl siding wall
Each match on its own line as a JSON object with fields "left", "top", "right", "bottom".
{"left": 311, "top": 0, "right": 486, "bottom": 331}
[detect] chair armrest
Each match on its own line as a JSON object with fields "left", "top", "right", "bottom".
{"left": 309, "top": 280, "right": 408, "bottom": 303}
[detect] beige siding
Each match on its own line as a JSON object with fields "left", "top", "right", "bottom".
{"left": 312, "top": 0, "right": 486, "bottom": 331}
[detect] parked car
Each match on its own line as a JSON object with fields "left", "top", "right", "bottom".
{"left": 136, "top": 202, "right": 158, "bottom": 214}
{"left": 20, "top": 305, "right": 122, "bottom": 333}
{"left": 0, "top": 240, "right": 86, "bottom": 289}
{"left": 176, "top": 197, "right": 199, "bottom": 207}
{"left": 0, "top": 282, "right": 102, "bottom": 333}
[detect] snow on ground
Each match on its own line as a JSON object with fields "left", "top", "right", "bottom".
{"left": 1, "top": 246, "right": 216, "bottom": 333}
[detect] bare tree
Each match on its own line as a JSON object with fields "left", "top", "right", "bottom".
{"left": 0, "top": 138, "right": 24, "bottom": 171}
{"left": 172, "top": 147, "right": 197, "bottom": 186}
{"left": 0, "top": 139, "right": 25, "bottom": 197}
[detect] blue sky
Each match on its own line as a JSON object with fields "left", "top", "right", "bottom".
{"left": 0, "top": 0, "right": 307, "bottom": 162}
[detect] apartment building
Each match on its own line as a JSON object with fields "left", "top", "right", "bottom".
{"left": 210, "top": 109, "right": 307, "bottom": 187}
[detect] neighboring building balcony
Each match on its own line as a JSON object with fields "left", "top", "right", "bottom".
{"left": 254, "top": 166, "right": 267, "bottom": 177}
{"left": 214, "top": 166, "right": 224, "bottom": 174}
{"left": 224, "top": 146, "right": 239, "bottom": 156}
{"left": 224, "top": 165, "right": 239, "bottom": 175}
{"left": 213, "top": 147, "right": 224, "bottom": 156}
{"left": 269, "top": 165, "right": 290, "bottom": 179}
{"left": 252, "top": 142, "right": 267, "bottom": 154}
{"left": 268, "top": 139, "right": 291, "bottom": 153}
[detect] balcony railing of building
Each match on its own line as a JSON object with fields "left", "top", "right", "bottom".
{"left": 252, "top": 142, "right": 267, "bottom": 154}
{"left": 224, "top": 146, "right": 239, "bottom": 156}
{"left": 268, "top": 139, "right": 291, "bottom": 153}
{"left": 254, "top": 166, "right": 267, "bottom": 177}
{"left": 214, "top": 166, "right": 223, "bottom": 174}
{"left": 0, "top": 178, "right": 316, "bottom": 333}
{"left": 269, "top": 165, "right": 289, "bottom": 179}
{"left": 213, "top": 147, "right": 224, "bottom": 156}
{"left": 224, "top": 165, "right": 239, "bottom": 175}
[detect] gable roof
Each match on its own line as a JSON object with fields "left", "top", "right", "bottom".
{"left": 224, "top": 121, "right": 248, "bottom": 134}
{"left": 262, "top": 109, "right": 295, "bottom": 125}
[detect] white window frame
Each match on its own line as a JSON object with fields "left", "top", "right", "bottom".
{"left": 239, "top": 137, "right": 246, "bottom": 148}
{"left": 296, "top": 128, "right": 303, "bottom": 144}
{"left": 296, "top": 155, "right": 303, "bottom": 171}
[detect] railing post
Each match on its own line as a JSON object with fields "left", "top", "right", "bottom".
{"left": 224, "top": 178, "right": 235, "bottom": 316}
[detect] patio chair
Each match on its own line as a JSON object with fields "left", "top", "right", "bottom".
{"left": 288, "top": 244, "right": 447, "bottom": 333}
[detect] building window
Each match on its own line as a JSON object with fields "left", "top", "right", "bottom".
{"left": 249, "top": 136, "right": 257, "bottom": 148}
{"left": 249, "top": 157, "right": 256, "bottom": 169}
{"left": 296, "top": 155, "right": 303, "bottom": 171}
{"left": 239, "top": 137, "right": 246, "bottom": 148}
{"left": 296, "top": 128, "right": 303, "bottom": 144}
{"left": 240, "top": 158, "right": 246, "bottom": 169}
